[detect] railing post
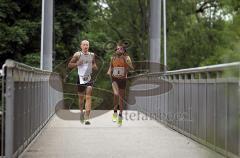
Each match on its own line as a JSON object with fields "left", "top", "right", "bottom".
{"left": 5, "top": 68, "right": 14, "bottom": 157}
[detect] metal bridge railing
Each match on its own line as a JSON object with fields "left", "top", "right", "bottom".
{"left": 138, "top": 62, "right": 240, "bottom": 158}
{"left": 0, "top": 60, "right": 63, "bottom": 158}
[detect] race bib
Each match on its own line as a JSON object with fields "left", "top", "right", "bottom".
{"left": 112, "top": 67, "right": 125, "bottom": 77}
{"left": 79, "top": 75, "right": 91, "bottom": 84}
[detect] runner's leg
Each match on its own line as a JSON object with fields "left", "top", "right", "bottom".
{"left": 85, "top": 86, "right": 93, "bottom": 120}
{"left": 119, "top": 88, "right": 125, "bottom": 115}
{"left": 112, "top": 81, "right": 119, "bottom": 112}
{"left": 78, "top": 92, "right": 84, "bottom": 112}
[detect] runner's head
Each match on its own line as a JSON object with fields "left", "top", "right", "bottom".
{"left": 80, "top": 40, "right": 89, "bottom": 53}
{"left": 115, "top": 43, "right": 125, "bottom": 55}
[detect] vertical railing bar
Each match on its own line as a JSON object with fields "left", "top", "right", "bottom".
{"left": 149, "top": 74, "right": 151, "bottom": 117}
{"left": 206, "top": 72, "right": 210, "bottom": 145}
{"left": 184, "top": 74, "right": 187, "bottom": 132}
{"left": 225, "top": 71, "right": 229, "bottom": 157}
{"left": 177, "top": 74, "right": 180, "bottom": 129}
{"left": 38, "top": 74, "right": 41, "bottom": 131}
{"left": 159, "top": 75, "right": 161, "bottom": 121}
{"left": 41, "top": 75, "right": 43, "bottom": 128}
{"left": 150, "top": 75, "right": 152, "bottom": 117}
{"left": 30, "top": 71, "right": 33, "bottom": 138}
{"left": 170, "top": 75, "right": 173, "bottom": 126}
{"left": 169, "top": 75, "right": 171, "bottom": 126}
{"left": 204, "top": 72, "right": 207, "bottom": 143}
{"left": 150, "top": 74, "right": 152, "bottom": 117}
{"left": 48, "top": 76, "right": 50, "bottom": 121}
{"left": 166, "top": 75, "right": 168, "bottom": 123}
{"left": 37, "top": 74, "right": 39, "bottom": 133}
{"left": 197, "top": 73, "right": 200, "bottom": 139}
{"left": 190, "top": 73, "right": 194, "bottom": 138}
{"left": 156, "top": 74, "right": 158, "bottom": 121}
{"left": 21, "top": 70, "right": 25, "bottom": 153}
{"left": 173, "top": 75, "right": 176, "bottom": 127}
{"left": 17, "top": 69, "right": 22, "bottom": 154}
{"left": 238, "top": 65, "right": 240, "bottom": 157}
{"left": 164, "top": 75, "right": 167, "bottom": 123}
{"left": 24, "top": 71, "right": 27, "bottom": 151}
{"left": 43, "top": 78, "right": 45, "bottom": 124}
{"left": 33, "top": 72, "right": 36, "bottom": 136}
{"left": 213, "top": 71, "right": 217, "bottom": 150}
{"left": 180, "top": 74, "right": 183, "bottom": 130}
{"left": 152, "top": 75, "right": 154, "bottom": 117}
{"left": 215, "top": 71, "right": 220, "bottom": 151}
{"left": 175, "top": 75, "right": 177, "bottom": 128}
{"left": 35, "top": 73, "right": 38, "bottom": 135}
{"left": 40, "top": 73, "right": 42, "bottom": 128}
{"left": 1, "top": 67, "right": 4, "bottom": 157}
{"left": 145, "top": 74, "right": 147, "bottom": 115}
{"left": 145, "top": 74, "right": 147, "bottom": 116}
{"left": 26, "top": 70, "right": 30, "bottom": 148}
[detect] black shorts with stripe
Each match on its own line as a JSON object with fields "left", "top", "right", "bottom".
{"left": 76, "top": 75, "right": 93, "bottom": 93}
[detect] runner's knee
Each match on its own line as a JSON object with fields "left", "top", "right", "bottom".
{"left": 86, "top": 86, "right": 92, "bottom": 95}
{"left": 86, "top": 95, "right": 91, "bottom": 100}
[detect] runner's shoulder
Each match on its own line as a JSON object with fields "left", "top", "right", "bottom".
{"left": 89, "top": 52, "right": 95, "bottom": 58}
{"left": 73, "top": 51, "right": 81, "bottom": 58}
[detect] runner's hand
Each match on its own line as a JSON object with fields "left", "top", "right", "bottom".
{"left": 76, "top": 60, "right": 83, "bottom": 66}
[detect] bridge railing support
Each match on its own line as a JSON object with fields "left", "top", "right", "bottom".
{"left": 0, "top": 60, "right": 63, "bottom": 158}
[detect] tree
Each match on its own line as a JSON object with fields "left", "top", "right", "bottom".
{"left": 166, "top": 0, "right": 240, "bottom": 70}
{"left": 0, "top": 0, "right": 95, "bottom": 68}
{"left": 0, "top": 0, "right": 41, "bottom": 67}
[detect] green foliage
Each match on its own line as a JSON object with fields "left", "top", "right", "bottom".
{"left": 167, "top": 0, "right": 240, "bottom": 70}
{"left": 0, "top": 0, "right": 41, "bottom": 66}
{"left": 54, "top": 0, "right": 95, "bottom": 61}
{"left": 0, "top": 0, "right": 93, "bottom": 67}
{"left": 81, "top": 0, "right": 149, "bottom": 61}
{"left": 23, "top": 53, "right": 40, "bottom": 68}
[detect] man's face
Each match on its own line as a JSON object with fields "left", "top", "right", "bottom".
{"left": 81, "top": 41, "right": 89, "bottom": 52}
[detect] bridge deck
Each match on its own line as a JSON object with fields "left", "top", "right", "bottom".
{"left": 20, "top": 110, "right": 224, "bottom": 158}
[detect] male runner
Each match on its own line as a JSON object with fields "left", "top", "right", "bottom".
{"left": 68, "top": 40, "right": 98, "bottom": 125}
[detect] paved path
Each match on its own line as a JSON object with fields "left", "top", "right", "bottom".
{"left": 21, "top": 110, "right": 224, "bottom": 158}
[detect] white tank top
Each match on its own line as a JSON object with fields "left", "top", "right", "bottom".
{"left": 74, "top": 51, "right": 94, "bottom": 84}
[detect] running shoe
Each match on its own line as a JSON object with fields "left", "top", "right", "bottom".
{"left": 117, "top": 115, "right": 123, "bottom": 126}
{"left": 112, "top": 113, "right": 117, "bottom": 122}
{"left": 85, "top": 120, "right": 91, "bottom": 125}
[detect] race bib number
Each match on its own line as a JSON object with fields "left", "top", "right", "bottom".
{"left": 112, "top": 67, "right": 125, "bottom": 77}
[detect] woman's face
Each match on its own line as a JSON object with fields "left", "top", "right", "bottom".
{"left": 116, "top": 46, "right": 124, "bottom": 54}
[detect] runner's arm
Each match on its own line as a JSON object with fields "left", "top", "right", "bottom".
{"left": 126, "top": 56, "right": 134, "bottom": 70}
{"left": 107, "top": 57, "right": 112, "bottom": 76}
{"left": 68, "top": 53, "right": 82, "bottom": 69}
{"left": 92, "top": 54, "right": 98, "bottom": 71}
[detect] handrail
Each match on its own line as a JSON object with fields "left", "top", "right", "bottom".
{"left": 166, "top": 62, "right": 240, "bottom": 75}
{"left": 4, "top": 60, "right": 50, "bottom": 73}
{"left": 144, "top": 62, "right": 240, "bottom": 76}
